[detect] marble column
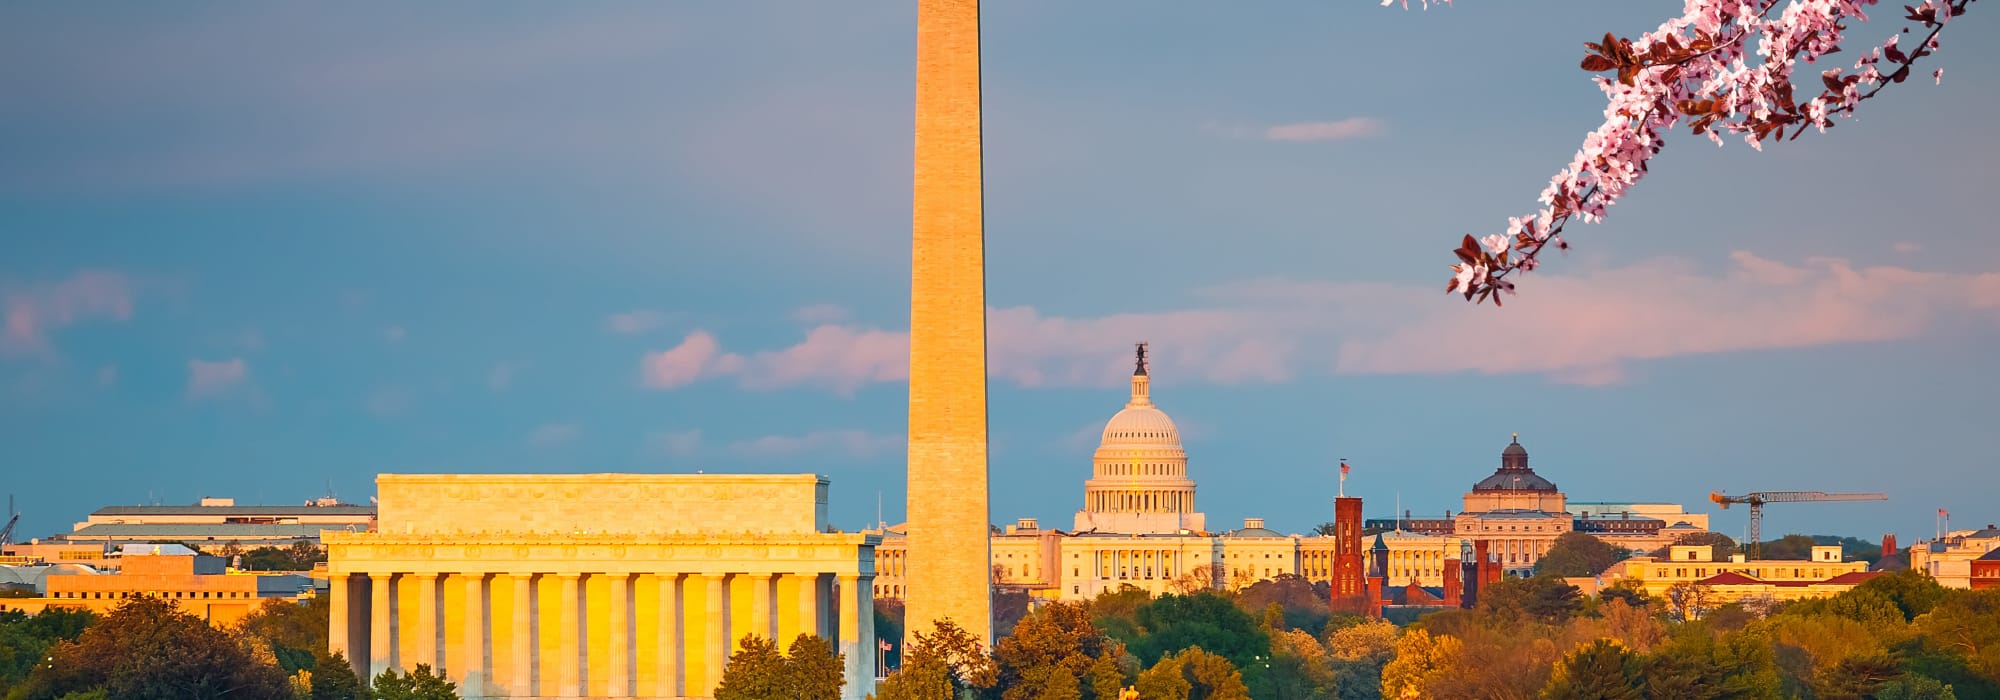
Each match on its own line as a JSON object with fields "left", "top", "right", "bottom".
{"left": 461, "top": 574, "right": 485, "bottom": 692}
{"left": 328, "top": 573, "right": 350, "bottom": 660}
{"left": 796, "top": 572, "right": 821, "bottom": 639}
{"left": 747, "top": 573, "right": 773, "bottom": 647}
{"left": 704, "top": 573, "right": 728, "bottom": 698}
{"left": 369, "top": 573, "right": 393, "bottom": 679}
{"left": 557, "top": 573, "right": 582, "bottom": 698}
{"left": 608, "top": 574, "right": 630, "bottom": 697}
{"left": 410, "top": 574, "right": 438, "bottom": 670}
{"left": 654, "top": 573, "right": 681, "bottom": 698}
{"left": 510, "top": 573, "right": 533, "bottom": 697}
{"left": 838, "top": 574, "right": 863, "bottom": 700}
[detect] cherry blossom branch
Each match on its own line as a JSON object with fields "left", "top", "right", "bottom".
{"left": 1419, "top": 0, "right": 1975, "bottom": 306}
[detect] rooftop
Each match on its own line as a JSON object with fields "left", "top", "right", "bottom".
{"left": 92, "top": 504, "right": 375, "bottom": 516}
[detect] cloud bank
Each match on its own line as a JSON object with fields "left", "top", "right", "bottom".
{"left": 636, "top": 253, "right": 2000, "bottom": 392}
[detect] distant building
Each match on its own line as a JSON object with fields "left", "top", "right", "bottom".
{"left": 61, "top": 496, "right": 374, "bottom": 546}
{"left": 0, "top": 554, "right": 312, "bottom": 626}
{"left": 1616, "top": 543, "right": 1876, "bottom": 607}
{"left": 1365, "top": 440, "right": 1713, "bottom": 574}
{"left": 1909, "top": 524, "right": 2000, "bottom": 588}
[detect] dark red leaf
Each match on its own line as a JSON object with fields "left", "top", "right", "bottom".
{"left": 1582, "top": 55, "right": 1617, "bottom": 72}
{"left": 1885, "top": 42, "right": 1908, "bottom": 63}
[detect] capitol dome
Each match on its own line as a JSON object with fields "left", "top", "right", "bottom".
{"left": 1101, "top": 404, "right": 1180, "bottom": 446}
{"left": 1074, "top": 343, "right": 1203, "bottom": 535}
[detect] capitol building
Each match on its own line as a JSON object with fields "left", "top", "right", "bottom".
{"left": 869, "top": 345, "right": 1712, "bottom": 602}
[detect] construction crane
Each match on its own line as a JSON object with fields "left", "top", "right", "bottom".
{"left": 0, "top": 495, "right": 14, "bottom": 547}
{"left": 1710, "top": 490, "right": 1887, "bottom": 558}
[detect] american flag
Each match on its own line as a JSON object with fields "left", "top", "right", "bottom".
{"left": 879, "top": 640, "right": 892, "bottom": 651}
{"left": 1340, "top": 460, "right": 1350, "bottom": 477}
{"left": 1940, "top": 508, "right": 1949, "bottom": 518}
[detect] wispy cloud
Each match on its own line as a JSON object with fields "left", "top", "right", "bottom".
{"left": 365, "top": 386, "right": 413, "bottom": 417}
{"left": 186, "top": 358, "right": 249, "bottom": 400}
{"left": 606, "top": 309, "right": 672, "bottom": 335}
{"left": 1262, "top": 118, "right": 1384, "bottom": 142}
{"left": 96, "top": 365, "right": 119, "bottom": 389}
{"left": 487, "top": 362, "right": 523, "bottom": 391}
{"left": 791, "top": 304, "right": 849, "bottom": 324}
{"left": 636, "top": 253, "right": 2000, "bottom": 391}
{"left": 382, "top": 325, "right": 407, "bottom": 344}
{"left": 727, "top": 430, "right": 903, "bottom": 460}
{"left": 527, "top": 422, "right": 581, "bottom": 447}
{"left": 2, "top": 271, "right": 134, "bottom": 356}
{"left": 648, "top": 429, "right": 704, "bottom": 457}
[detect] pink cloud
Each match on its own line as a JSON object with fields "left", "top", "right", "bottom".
{"left": 2, "top": 271, "right": 134, "bottom": 355}
{"left": 640, "top": 331, "right": 744, "bottom": 389}
{"left": 727, "top": 430, "right": 903, "bottom": 460}
{"left": 1263, "top": 118, "right": 1384, "bottom": 142}
{"left": 1332, "top": 252, "right": 2000, "bottom": 383}
{"left": 186, "top": 358, "right": 249, "bottom": 399}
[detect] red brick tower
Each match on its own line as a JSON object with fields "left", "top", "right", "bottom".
{"left": 1365, "top": 533, "right": 1390, "bottom": 618}
{"left": 1882, "top": 534, "right": 1898, "bottom": 557}
{"left": 1329, "top": 496, "right": 1369, "bottom": 613}
{"left": 1442, "top": 550, "right": 1463, "bottom": 607}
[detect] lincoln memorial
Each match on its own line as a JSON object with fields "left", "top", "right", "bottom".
{"left": 324, "top": 473, "right": 880, "bottom": 699}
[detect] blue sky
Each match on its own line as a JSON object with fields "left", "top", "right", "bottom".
{"left": 3, "top": 2, "right": 1996, "bottom": 544}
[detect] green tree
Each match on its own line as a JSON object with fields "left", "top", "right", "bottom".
{"left": 1637, "top": 626, "right": 1783, "bottom": 699}
{"left": 368, "top": 664, "right": 456, "bottom": 700}
{"left": 784, "top": 635, "right": 847, "bottom": 700}
{"left": 875, "top": 599, "right": 905, "bottom": 671}
{"left": 1312, "top": 523, "right": 1340, "bottom": 537}
{"left": 1916, "top": 589, "right": 2000, "bottom": 685}
{"left": 995, "top": 589, "right": 1033, "bottom": 641}
{"left": 1136, "top": 647, "right": 1250, "bottom": 700}
{"left": 0, "top": 608, "right": 96, "bottom": 690}
{"left": 308, "top": 651, "right": 365, "bottom": 700}
{"left": 1540, "top": 639, "right": 1639, "bottom": 700}
{"left": 236, "top": 597, "right": 331, "bottom": 673}
{"left": 1246, "top": 628, "right": 1334, "bottom": 700}
{"left": 716, "top": 635, "right": 787, "bottom": 700}
{"left": 1597, "top": 578, "right": 1650, "bottom": 608}
{"left": 1236, "top": 575, "right": 1331, "bottom": 634}
{"left": 1874, "top": 675, "right": 1958, "bottom": 700}
{"left": 1533, "top": 532, "right": 1628, "bottom": 578}
{"left": 1478, "top": 576, "right": 1584, "bottom": 625}
{"left": 1127, "top": 593, "right": 1268, "bottom": 668}
{"left": 993, "top": 602, "right": 1131, "bottom": 700}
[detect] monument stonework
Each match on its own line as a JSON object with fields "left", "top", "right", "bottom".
{"left": 326, "top": 473, "right": 879, "bottom": 700}
{"left": 905, "top": 0, "right": 994, "bottom": 645}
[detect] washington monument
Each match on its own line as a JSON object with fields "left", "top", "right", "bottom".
{"left": 905, "top": 0, "right": 993, "bottom": 645}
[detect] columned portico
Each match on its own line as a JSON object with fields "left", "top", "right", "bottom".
{"left": 327, "top": 473, "right": 878, "bottom": 700}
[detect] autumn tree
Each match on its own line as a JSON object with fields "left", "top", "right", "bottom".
{"left": 1426, "top": 0, "right": 1979, "bottom": 302}
{"left": 1246, "top": 628, "right": 1335, "bottom": 700}
{"left": 870, "top": 618, "right": 995, "bottom": 700}
{"left": 1533, "top": 532, "right": 1628, "bottom": 578}
{"left": 1378, "top": 629, "right": 1462, "bottom": 700}
{"left": 370, "top": 664, "right": 457, "bottom": 700}
{"left": 12, "top": 596, "right": 291, "bottom": 700}
{"left": 1136, "top": 647, "right": 1250, "bottom": 700}
{"left": 993, "top": 601, "right": 1132, "bottom": 700}
{"left": 1540, "top": 639, "right": 1640, "bottom": 700}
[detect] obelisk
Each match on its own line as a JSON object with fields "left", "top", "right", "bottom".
{"left": 906, "top": 0, "right": 992, "bottom": 646}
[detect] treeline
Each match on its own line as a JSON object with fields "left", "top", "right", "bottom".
{"left": 837, "top": 569, "right": 2000, "bottom": 699}
{"left": 0, "top": 596, "right": 449, "bottom": 700}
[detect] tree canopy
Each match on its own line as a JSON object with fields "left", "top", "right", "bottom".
{"left": 1534, "top": 531, "right": 1629, "bottom": 578}
{"left": 11, "top": 597, "right": 291, "bottom": 700}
